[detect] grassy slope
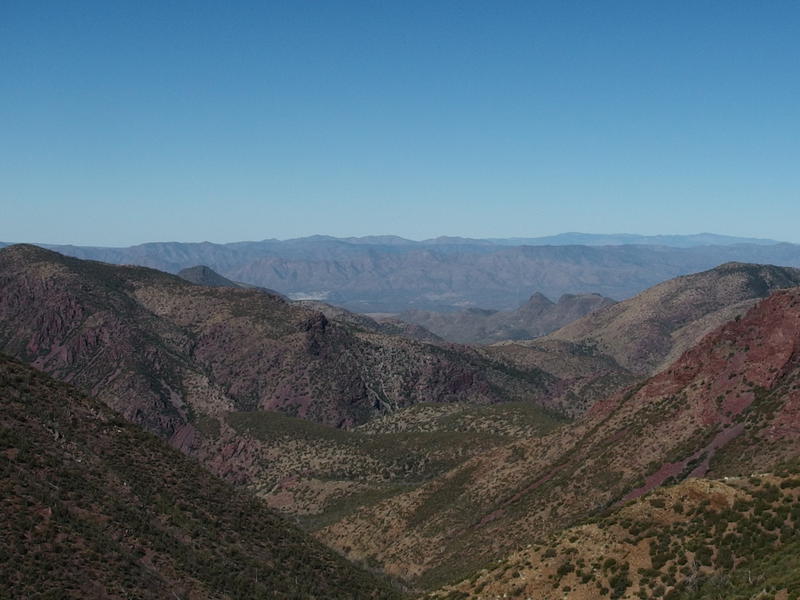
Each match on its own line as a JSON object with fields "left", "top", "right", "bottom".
{"left": 215, "top": 402, "right": 566, "bottom": 528}
{"left": 0, "top": 354, "right": 399, "bottom": 600}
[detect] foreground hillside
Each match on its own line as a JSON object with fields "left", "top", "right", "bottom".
{"left": 0, "top": 354, "right": 398, "bottom": 599}
{"left": 318, "top": 285, "right": 800, "bottom": 589}
{"left": 548, "top": 262, "right": 800, "bottom": 374}
{"left": 431, "top": 466, "right": 800, "bottom": 599}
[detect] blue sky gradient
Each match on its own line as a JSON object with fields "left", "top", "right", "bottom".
{"left": 2, "top": 1, "right": 799, "bottom": 245}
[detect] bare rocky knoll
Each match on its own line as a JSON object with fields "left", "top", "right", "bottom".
{"left": 14, "top": 235, "right": 800, "bottom": 312}
{"left": 0, "top": 354, "right": 399, "bottom": 599}
{"left": 296, "top": 298, "right": 442, "bottom": 343}
{"left": 319, "top": 286, "right": 800, "bottom": 591}
{"left": 547, "top": 262, "right": 800, "bottom": 375}
{"left": 177, "top": 264, "right": 285, "bottom": 296}
{"left": 430, "top": 466, "right": 800, "bottom": 599}
{"left": 396, "top": 292, "right": 615, "bottom": 344}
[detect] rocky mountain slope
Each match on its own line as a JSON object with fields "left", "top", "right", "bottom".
{"left": 0, "top": 244, "right": 552, "bottom": 436}
{"left": 12, "top": 236, "right": 800, "bottom": 312}
{"left": 178, "top": 264, "right": 440, "bottom": 342}
{"left": 397, "top": 292, "right": 615, "bottom": 344}
{"left": 547, "top": 262, "right": 800, "bottom": 375}
{"left": 0, "top": 245, "right": 568, "bottom": 534}
{"left": 318, "top": 285, "right": 800, "bottom": 590}
{"left": 0, "top": 353, "right": 399, "bottom": 599}
{"left": 430, "top": 465, "right": 800, "bottom": 599}
{"left": 482, "top": 338, "right": 639, "bottom": 416}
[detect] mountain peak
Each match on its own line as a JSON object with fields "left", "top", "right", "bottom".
{"left": 178, "top": 265, "right": 240, "bottom": 287}
{"left": 526, "top": 291, "right": 554, "bottom": 306}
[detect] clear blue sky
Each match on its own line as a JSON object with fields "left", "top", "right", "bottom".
{"left": 2, "top": 1, "right": 798, "bottom": 245}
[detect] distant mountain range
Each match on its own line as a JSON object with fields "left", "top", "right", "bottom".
{"left": 1, "top": 233, "right": 798, "bottom": 312}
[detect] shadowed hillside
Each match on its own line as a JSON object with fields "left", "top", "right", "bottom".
{"left": 0, "top": 244, "right": 566, "bottom": 535}
{"left": 0, "top": 354, "right": 399, "bottom": 599}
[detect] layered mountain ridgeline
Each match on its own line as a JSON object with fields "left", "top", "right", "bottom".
{"left": 396, "top": 292, "right": 615, "bottom": 345}
{"left": 0, "top": 354, "right": 398, "bottom": 600}
{"left": 0, "top": 245, "right": 569, "bottom": 534}
{"left": 430, "top": 466, "right": 800, "bottom": 599}
{"left": 15, "top": 236, "right": 800, "bottom": 311}
{"left": 547, "top": 262, "right": 800, "bottom": 375}
{"left": 318, "top": 286, "right": 800, "bottom": 590}
{"left": 177, "top": 264, "right": 440, "bottom": 342}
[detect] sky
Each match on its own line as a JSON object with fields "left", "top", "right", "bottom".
{"left": 1, "top": 1, "right": 799, "bottom": 246}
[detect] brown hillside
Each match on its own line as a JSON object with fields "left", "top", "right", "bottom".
{"left": 0, "top": 354, "right": 399, "bottom": 599}
{"left": 319, "top": 286, "right": 800, "bottom": 590}
{"left": 547, "top": 262, "right": 800, "bottom": 374}
{"left": 430, "top": 467, "right": 800, "bottom": 599}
